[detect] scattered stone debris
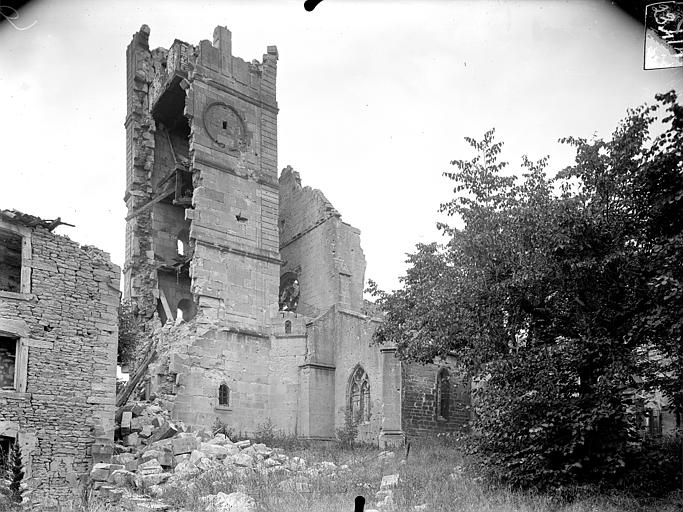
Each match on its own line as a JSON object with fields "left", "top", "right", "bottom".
{"left": 90, "top": 400, "right": 318, "bottom": 509}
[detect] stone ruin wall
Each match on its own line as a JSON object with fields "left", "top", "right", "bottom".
{"left": 0, "top": 213, "right": 120, "bottom": 509}
{"left": 401, "top": 359, "right": 471, "bottom": 438}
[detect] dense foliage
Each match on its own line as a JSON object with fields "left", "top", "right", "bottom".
{"left": 118, "top": 298, "right": 140, "bottom": 367}
{"left": 0, "top": 442, "right": 24, "bottom": 508}
{"left": 369, "top": 92, "right": 682, "bottom": 492}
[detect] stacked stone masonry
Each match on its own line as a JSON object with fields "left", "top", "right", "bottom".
{"left": 0, "top": 210, "right": 120, "bottom": 510}
{"left": 122, "top": 25, "right": 471, "bottom": 451}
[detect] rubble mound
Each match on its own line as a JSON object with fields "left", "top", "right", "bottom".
{"left": 91, "top": 400, "right": 402, "bottom": 511}
{"left": 90, "top": 400, "right": 309, "bottom": 510}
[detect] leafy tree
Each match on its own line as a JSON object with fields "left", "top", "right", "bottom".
{"left": 369, "top": 91, "right": 682, "bottom": 492}
{"left": 118, "top": 299, "right": 140, "bottom": 368}
{"left": 0, "top": 441, "right": 24, "bottom": 507}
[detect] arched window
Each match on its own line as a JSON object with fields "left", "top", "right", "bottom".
{"left": 436, "top": 368, "right": 450, "bottom": 420}
{"left": 176, "top": 298, "right": 195, "bottom": 323}
{"left": 218, "top": 383, "right": 230, "bottom": 406}
{"left": 284, "top": 320, "right": 292, "bottom": 334}
{"left": 348, "top": 366, "right": 370, "bottom": 423}
{"left": 176, "top": 228, "right": 190, "bottom": 258}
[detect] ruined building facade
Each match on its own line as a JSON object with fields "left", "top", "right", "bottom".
{"left": 0, "top": 210, "right": 120, "bottom": 508}
{"left": 124, "top": 25, "right": 470, "bottom": 446}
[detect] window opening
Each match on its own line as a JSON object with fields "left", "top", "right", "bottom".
{"left": 0, "top": 230, "right": 22, "bottom": 293}
{"left": 348, "top": 366, "right": 370, "bottom": 423}
{"left": 218, "top": 383, "right": 230, "bottom": 406}
{"left": 436, "top": 369, "right": 450, "bottom": 420}
{"left": 0, "top": 336, "right": 17, "bottom": 390}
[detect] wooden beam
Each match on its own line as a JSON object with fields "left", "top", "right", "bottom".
{"left": 159, "top": 287, "right": 174, "bottom": 323}
{"left": 125, "top": 188, "right": 174, "bottom": 221}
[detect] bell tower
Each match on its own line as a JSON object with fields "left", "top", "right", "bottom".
{"left": 124, "top": 25, "right": 280, "bottom": 331}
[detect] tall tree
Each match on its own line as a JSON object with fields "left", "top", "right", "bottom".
{"left": 369, "top": 91, "right": 682, "bottom": 491}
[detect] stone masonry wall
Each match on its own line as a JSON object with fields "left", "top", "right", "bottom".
{"left": 279, "top": 167, "right": 366, "bottom": 317}
{"left": 401, "top": 359, "right": 470, "bottom": 438}
{"left": 0, "top": 221, "right": 119, "bottom": 510}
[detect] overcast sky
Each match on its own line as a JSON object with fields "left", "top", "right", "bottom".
{"left": 1, "top": 0, "right": 681, "bottom": 294}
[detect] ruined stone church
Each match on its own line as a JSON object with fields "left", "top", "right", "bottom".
{"left": 124, "top": 25, "right": 470, "bottom": 446}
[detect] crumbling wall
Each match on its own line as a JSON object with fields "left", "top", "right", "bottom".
{"left": 0, "top": 216, "right": 119, "bottom": 510}
{"left": 279, "top": 167, "right": 367, "bottom": 317}
{"left": 124, "top": 25, "right": 160, "bottom": 318}
{"left": 401, "top": 359, "right": 470, "bottom": 438}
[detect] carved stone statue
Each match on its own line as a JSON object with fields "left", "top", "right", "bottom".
{"left": 279, "top": 279, "right": 300, "bottom": 312}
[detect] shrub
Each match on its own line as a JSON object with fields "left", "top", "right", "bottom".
{"left": 336, "top": 410, "right": 359, "bottom": 448}
{"left": 467, "top": 338, "right": 635, "bottom": 492}
{"left": 0, "top": 442, "right": 24, "bottom": 509}
{"left": 620, "top": 433, "right": 682, "bottom": 497}
{"left": 211, "top": 417, "right": 237, "bottom": 440}
{"left": 253, "top": 418, "right": 276, "bottom": 446}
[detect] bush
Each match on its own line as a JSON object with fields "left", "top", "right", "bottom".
{"left": 0, "top": 442, "right": 24, "bottom": 510}
{"left": 467, "top": 338, "right": 635, "bottom": 492}
{"left": 336, "top": 410, "right": 359, "bottom": 448}
{"left": 253, "top": 418, "right": 276, "bottom": 446}
{"left": 620, "top": 433, "right": 682, "bottom": 497}
{"left": 211, "top": 417, "right": 237, "bottom": 440}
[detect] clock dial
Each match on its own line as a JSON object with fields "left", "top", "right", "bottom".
{"left": 204, "top": 103, "right": 246, "bottom": 152}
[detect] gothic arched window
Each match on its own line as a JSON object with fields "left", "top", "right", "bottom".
{"left": 218, "top": 383, "right": 230, "bottom": 406}
{"left": 348, "top": 366, "right": 370, "bottom": 423}
{"left": 436, "top": 368, "right": 450, "bottom": 420}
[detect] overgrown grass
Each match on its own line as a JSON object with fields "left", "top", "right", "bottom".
{"left": 160, "top": 436, "right": 683, "bottom": 512}
{"left": 19, "top": 435, "right": 683, "bottom": 512}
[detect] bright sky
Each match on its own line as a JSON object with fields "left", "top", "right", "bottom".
{"left": 1, "top": 0, "right": 681, "bottom": 294}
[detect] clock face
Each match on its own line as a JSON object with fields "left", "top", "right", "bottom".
{"left": 203, "top": 103, "right": 246, "bottom": 152}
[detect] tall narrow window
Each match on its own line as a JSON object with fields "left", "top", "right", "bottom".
{"left": 218, "top": 383, "right": 230, "bottom": 406}
{"left": 0, "top": 230, "right": 22, "bottom": 293}
{"left": 348, "top": 366, "right": 370, "bottom": 423}
{"left": 284, "top": 320, "right": 292, "bottom": 334}
{"left": 436, "top": 369, "right": 450, "bottom": 420}
{"left": 0, "top": 336, "right": 17, "bottom": 390}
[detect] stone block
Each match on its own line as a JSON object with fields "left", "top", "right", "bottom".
{"left": 112, "top": 453, "right": 137, "bottom": 466}
{"left": 137, "top": 473, "right": 170, "bottom": 488}
{"left": 124, "top": 433, "right": 141, "bottom": 447}
{"left": 146, "top": 421, "right": 178, "bottom": 444}
{"left": 131, "top": 403, "right": 146, "bottom": 416}
{"left": 200, "top": 442, "right": 229, "bottom": 460}
{"left": 172, "top": 436, "right": 199, "bottom": 455}
{"left": 110, "top": 469, "right": 136, "bottom": 487}
{"left": 234, "top": 440, "right": 250, "bottom": 448}
{"left": 174, "top": 460, "right": 200, "bottom": 479}
{"left": 140, "top": 424, "right": 154, "bottom": 438}
{"left": 174, "top": 453, "right": 190, "bottom": 465}
{"left": 121, "top": 411, "right": 133, "bottom": 430}
{"left": 138, "top": 459, "right": 163, "bottom": 475}
{"left": 125, "top": 458, "right": 139, "bottom": 472}
{"left": 158, "top": 448, "right": 174, "bottom": 468}
{"left": 190, "top": 449, "right": 207, "bottom": 464}
{"left": 141, "top": 450, "right": 162, "bottom": 463}
{"left": 200, "top": 492, "right": 256, "bottom": 512}
{"left": 90, "top": 463, "right": 112, "bottom": 481}
{"left": 232, "top": 453, "right": 253, "bottom": 468}
{"left": 380, "top": 474, "right": 399, "bottom": 490}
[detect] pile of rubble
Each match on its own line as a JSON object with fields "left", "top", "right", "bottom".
{"left": 89, "top": 400, "right": 310, "bottom": 510}
{"left": 89, "top": 400, "right": 413, "bottom": 511}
